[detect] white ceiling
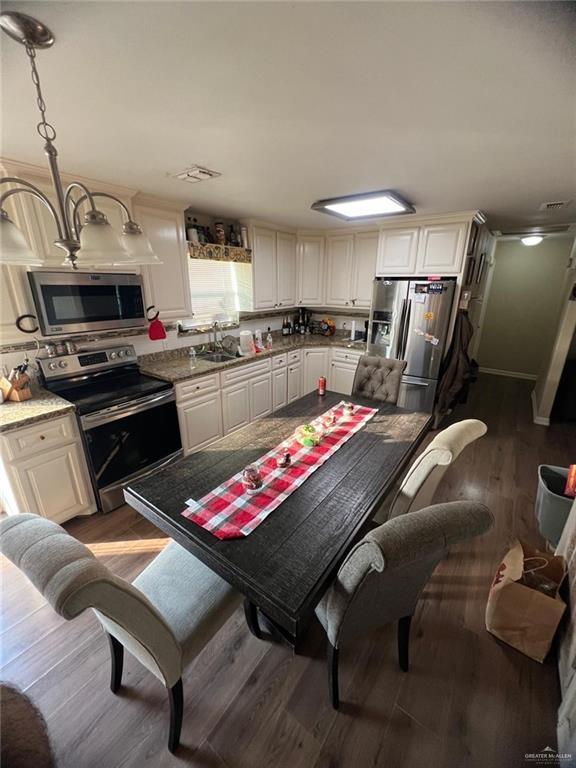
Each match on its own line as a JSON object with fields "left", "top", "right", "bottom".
{"left": 1, "top": 1, "right": 575, "bottom": 231}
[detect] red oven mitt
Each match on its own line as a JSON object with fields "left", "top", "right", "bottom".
{"left": 148, "top": 316, "right": 167, "bottom": 341}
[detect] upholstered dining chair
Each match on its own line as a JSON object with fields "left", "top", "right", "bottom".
{"left": 0, "top": 514, "right": 241, "bottom": 753}
{"left": 351, "top": 355, "right": 407, "bottom": 404}
{"left": 315, "top": 500, "right": 493, "bottom": 709}
{"left": 373, "top": 418, "right": 487, "bottom": 523}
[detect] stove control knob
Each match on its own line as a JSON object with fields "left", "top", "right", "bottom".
{"left": 58, "top": 361, "right": 68, "bottom": 369}
{"left": 125, "top": 348, "right": 132, "bottom": 356}
{"left": 48, "top": 362, "right": 58, "bottom": 371}
{"left": 118, "top": 350, "right": 125, "bottom": 358}
{"left": 110, "top": 352, "right": 117, "bottom": 359}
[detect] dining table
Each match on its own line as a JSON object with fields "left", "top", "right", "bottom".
{"left": 124, "top": 390, "right": 431, "bottom": 648}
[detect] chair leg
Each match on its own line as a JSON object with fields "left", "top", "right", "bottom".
{"left": 168, "top": 678, "right": 183, "bottom": 754}
{"left": 327, "top": 641, "right": 340, "bottom": 710}
{"left": 107, "top": 633, "right": 123, "bottom": 693}
{"left": 243, "top": 598, "right": 262, "bottom": 640}
{"left": 398, "top": 615, "right": 413, "bottom": 672}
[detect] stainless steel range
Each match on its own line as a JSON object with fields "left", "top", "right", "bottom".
{"left": 39, "top": 345, "right": 182, "bottom": 513}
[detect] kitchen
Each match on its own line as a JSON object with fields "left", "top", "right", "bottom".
{"left": 1, "top": 3, "right": 575, "bottom": 768}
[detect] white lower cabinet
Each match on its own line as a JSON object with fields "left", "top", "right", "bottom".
{"left": 178, "top": 391, "right": 223, "bottom": 454}
{"left": 329, "top": 349, "right": 362, "bottom": 395}
{"left": 272, "top": 367, "right": 288, "bottom": 411}
{"left": 302, "top": 348, "right": 329, "bottom": 394}
{"left": 249, "top": 374, "right": 273, "bottom": 421}
{"left": 222, "top": 383, "right": 250, "bottom": 436}
{"left": 0, "top": 414, "right": 96, "bottom": 523}
{"left": 287, "top": 364, "right": 302, "bottom": 403}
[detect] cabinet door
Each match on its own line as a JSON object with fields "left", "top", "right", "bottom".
{"left": 9, "top": 443, "right": 96, "bottom": 524}
{"left": 302, "top": 348, "right": 329, "bottom": 394}
{"left": 137, "top": 205, "right": 192, "bottom": 320}
{"left": 222, "top": 383, "right": 250, "bottom": 435}
{"left": 417, "top": 223, "right": 467, "bottom": 274}
{"left": 252, "top": 227, "right": 277, "bottom": 310}
{"left": 272, "top": 366, "right": 288, "bottom": 411}
{"left": 178, "top": 392, "right": 223, "bottom": 454}
{"left": 297, "top": 236, "right": 325, "bottom": 306}
{"left": 352, "top": 232, "right": 378, "bottom": 308}
{"left": 376, "top": 228, "right": 419, "bottom": 276}
{"left": 276, "top": 232, "right": 297, "bottom": 308}
{"left": 329, "top": 362, "right": 357, "bottom": 396}
{"left": 249, "top": 373, "right": 272, "bottom": 421}
{"left": 325, "top": 235, "right": 354, "bottom": 307}
{"left": 287, "top": 363, "right": 302, "bottom": 403}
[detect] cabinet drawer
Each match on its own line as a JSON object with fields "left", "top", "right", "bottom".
{"left": 1, "top": 414, "right": 78, "bottom": 461}
{"left": 272, "top": 353, "right": 287, "bottom": 369}
{"left": 331, "top": 349, "right": 363, "bottom": 366}
{"left": 220, "top": 358, "right": 271, "bottom": 388}
{"left": 287, "top": 350, "right": 302, "bottom": 364}
{"left": 175, "top": 374, "right": 219, "bottom": 402}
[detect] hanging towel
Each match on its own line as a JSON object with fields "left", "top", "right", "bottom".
{"left": 148, "top": 316, "right": 167, "bottom": 341}
{"left": 433, "top": 309, "right": 474, "bottom": 427}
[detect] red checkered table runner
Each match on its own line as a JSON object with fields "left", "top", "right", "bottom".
{"left": 181, "top": 401, "right": 378, "bottom": 540}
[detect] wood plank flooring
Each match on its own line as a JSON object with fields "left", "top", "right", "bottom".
{"left": 1, "top": 374, "right": 573, "bottom": 768}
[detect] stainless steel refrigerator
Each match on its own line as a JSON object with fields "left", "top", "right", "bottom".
{"left": 368, "top": 278, "right": 456, "bottom": 412}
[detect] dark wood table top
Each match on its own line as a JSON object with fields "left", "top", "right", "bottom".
{"left": 125, "top": 391, "right": 431, "bottom": 635}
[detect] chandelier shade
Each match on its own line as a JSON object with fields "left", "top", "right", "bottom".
{"left": 0, "top": 210, "right": 42, "bottom": 265}
{"left": 75, "top": 213, "right": 131, "bottom": 266}
{"left": 121, "top": 225, "right": 161, "bottom": 264}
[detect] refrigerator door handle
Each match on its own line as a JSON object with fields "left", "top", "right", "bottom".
{"left": 405, "top": 379, "right": 429, "bottom": 387}
{"left": 396, "top": 299, "right": 407, "bottom": 358}
{"left": 400, "top": 299, "right": 412, "bottom": 359}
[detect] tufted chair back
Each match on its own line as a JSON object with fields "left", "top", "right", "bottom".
{"left": 0, "top": 514, "right": 182, "bottom": 687}
{"left": 387, "top": 418, "right": 487, "bottom": 519}
{"left": 351, "top": 355, "right": 407, "bottom": 404}
{"left": 316, "top": 500, "right": 494, "bottom": 648}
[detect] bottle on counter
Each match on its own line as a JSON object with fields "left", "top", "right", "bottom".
{"left": 282, "top": 317, "right": 290, "bottom": 336}
{"left": 266, "top": 328, "right": 273, "bottom": 350}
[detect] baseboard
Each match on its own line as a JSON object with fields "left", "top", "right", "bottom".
{"left": 531, "top": 388, "right": 550, "bottom": 426}
{"left": 479, "top": 367, "right": 538, "bottom": 381}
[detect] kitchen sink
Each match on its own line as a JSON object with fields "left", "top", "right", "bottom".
{"left": 199, "top": 352, "right": 236, "bottom": 363}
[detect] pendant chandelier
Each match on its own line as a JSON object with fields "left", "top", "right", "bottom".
{"left": 0, "top": 11, "right": 160, "bottom": 269}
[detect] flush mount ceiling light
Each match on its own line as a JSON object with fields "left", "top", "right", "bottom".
{"left": 521, "top": 236, "right": 544, "bottom": 246}
{"left": 311, "top": 190, "right": 415, "bottom": 221}
{"left": 0, "top": 11, "right": 160, "bottom": 268}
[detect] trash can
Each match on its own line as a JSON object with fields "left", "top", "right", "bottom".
{"left": 535, "top": 465, "right": 572, "bottom": 548}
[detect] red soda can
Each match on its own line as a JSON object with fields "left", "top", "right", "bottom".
{"left": 318, "top": 376, "right": 326, "bottom": 395}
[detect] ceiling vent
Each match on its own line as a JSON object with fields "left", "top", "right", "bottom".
{"left": 171, "top": 165, "right": 221, "bottom": 183}
{"left": 539, "top": 200, "right": 572, "bottom": 211}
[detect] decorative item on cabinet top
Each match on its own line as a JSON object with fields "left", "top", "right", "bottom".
{"left": 0, "top": 11, "right": 160, "bottom": 269}
{"left": 189, "top": 243, "right": 252, "bottom": 264}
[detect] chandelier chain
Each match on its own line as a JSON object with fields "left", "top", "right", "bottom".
{"left": 25, "top": 42, "right": 57, "bottom": 143}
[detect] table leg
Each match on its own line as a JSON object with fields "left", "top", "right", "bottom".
{"left": 243, "top": 598, "right": 263, "bottom": 640}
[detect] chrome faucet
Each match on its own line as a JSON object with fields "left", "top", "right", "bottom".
{"left": 210, "top": 321, "right": 222, "bottom": 352}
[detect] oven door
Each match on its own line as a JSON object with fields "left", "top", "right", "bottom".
{"left": 28, "top": 271, "right": 147, "bottom": 336}
{"left": 81, "top": 390, "right": 182, "bottom": 513}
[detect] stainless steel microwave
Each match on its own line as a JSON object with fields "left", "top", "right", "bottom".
{"left": 28, "top": 271, "right": 147, "bottom": 336}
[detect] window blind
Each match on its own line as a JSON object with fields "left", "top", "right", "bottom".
{"left": 187, "top": 259, "right": 252, "bottom": 324}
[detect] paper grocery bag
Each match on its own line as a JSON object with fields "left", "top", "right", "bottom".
{"left": 485, "top": 539, "right": 567, "bottom": 662}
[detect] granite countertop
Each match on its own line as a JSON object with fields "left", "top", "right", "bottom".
{"left": 0, "top": 387, "right": 75, "bottom": 434}
{"left": 139, "top": 335, "right": 367, "bottom": 383}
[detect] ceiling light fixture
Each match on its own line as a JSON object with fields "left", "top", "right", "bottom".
{"left": 0, "top": 11, "right": 160, "bottom": 268}
{"left": 311, "top": 190, "right": 415, "bottom": 221}
{"left": 521, "top": 236, "right": 544, "bottom": 246}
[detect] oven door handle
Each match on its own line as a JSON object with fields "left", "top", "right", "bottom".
{"left": 81, "top": 389, "right": 175, "bottom": 429}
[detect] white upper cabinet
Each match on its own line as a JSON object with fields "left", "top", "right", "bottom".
{"left": 416, "top": 222, "right": 468, "bottom": 275}
{"left": 351, "top": 232, "right": 378, "bottom": 307}
{"left": 135, "top": 203, "right": 192, "bottom": 320}
{"left": 325, "top": 235, "right": 354, "bottom": 307}
{"left": 297, "top": 236, "right": 325, "bottom": 306}
{"left": 275, "top": 232, "right": 297, "bottom": 308}
{"left": 252, "top": 226, "right": 277, "bottom": 310}
{"left": 376, "top": 228, "right": 419, "bottom": 276}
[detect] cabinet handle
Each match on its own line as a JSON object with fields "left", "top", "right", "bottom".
{"left": 39, "top": 435, "right": 46, "bottom": 440}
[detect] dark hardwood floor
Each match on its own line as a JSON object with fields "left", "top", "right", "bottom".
{"left": 1, "top": 374, "right": 573, "bottom": 768}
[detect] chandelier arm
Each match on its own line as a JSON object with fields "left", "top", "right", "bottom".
{"left": 0, "top": 178, "right": 64, "bottom": 239}
{"left": 70, "top": 191, "right": 133, "bottom": 236}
